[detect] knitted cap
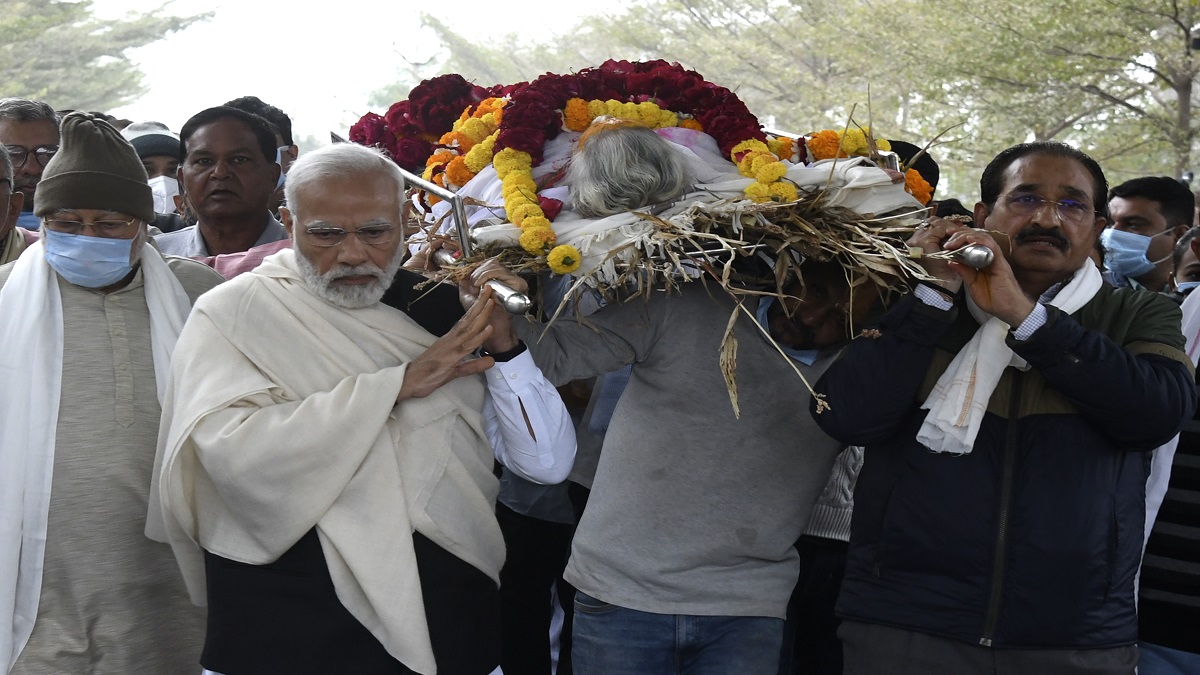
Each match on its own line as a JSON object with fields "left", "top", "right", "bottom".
{"left": 35, "top": 112, "right": 154, "bottom": 222}
{"left": 121, "top": 121, "right": 181, "bottom": 160}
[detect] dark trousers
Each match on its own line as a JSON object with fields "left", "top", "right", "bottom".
{"left": 497, "top": 503, "right": 577, "bottom": 675}
{"left": 840, "top": 621, "right": 1138, "bottom": 675}
{"left": 779, "top": 536, "right": 848, "bottom": 675}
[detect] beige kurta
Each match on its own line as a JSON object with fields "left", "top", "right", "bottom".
{"left": 0, "top": 228, "right": 28, "bottom": 266}
{"left": 0, "top": 256, "right": 222, "bottom": 674}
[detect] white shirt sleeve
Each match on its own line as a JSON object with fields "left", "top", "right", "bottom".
{"left": 482, "top": 348, "right": 577, "bottom": 485}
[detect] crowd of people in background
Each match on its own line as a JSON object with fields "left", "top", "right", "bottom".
{"left": 0, "top": 92, "right": 1197, "bottom": 675}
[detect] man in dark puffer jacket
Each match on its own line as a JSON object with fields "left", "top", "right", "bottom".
{"left": 812, "top": 142, "right": 1196, "bottom": 675}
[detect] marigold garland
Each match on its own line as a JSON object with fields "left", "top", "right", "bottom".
{"left": 355, "top": 62, "right": 924, "bottom": 264}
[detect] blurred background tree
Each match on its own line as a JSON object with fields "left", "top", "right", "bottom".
{"left": 0, "top": 0, "right": 207, "bottom": 113}
{"left": 367, "top": 0, "right": 1200, "bottom": 201}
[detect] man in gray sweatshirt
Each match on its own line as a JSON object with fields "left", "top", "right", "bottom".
{"left": 465, "top": 258, "right": 871, "bottom": 675}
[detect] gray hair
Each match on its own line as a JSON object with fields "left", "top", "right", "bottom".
{"left": 567, "top": 125, "right": 693, "bottom": 218}
{"left": 284, "top": 143, "right": 405, "bottom": 217}
{"left": 0, "top": 98, "right": 58, "bottom": 124}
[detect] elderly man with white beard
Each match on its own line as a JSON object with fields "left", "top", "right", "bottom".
{"left": 155, "top": 143, "right": 576, "bottom": 675}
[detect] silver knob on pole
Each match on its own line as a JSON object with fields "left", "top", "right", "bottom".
{"left": 952, "top": 244, "right": 995, "bottom": 269}
{"left": 433, "top": 250, "right": 532, "bottom": 314}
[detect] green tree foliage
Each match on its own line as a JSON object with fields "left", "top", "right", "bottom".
{"left": 0, "top": 0, "right": 208, "bottom": 113}
{"left": 373, "top": 0, "right": 1200, "bottom": 198}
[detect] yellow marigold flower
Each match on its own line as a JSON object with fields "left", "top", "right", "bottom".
{"left": 519, "top": 226, "right": 557, "bottom": 255}
{"left": 731, "top": 139, "right": 770, "bottom": 162}
{"left": 755, "top": 160, "right": 787, "bottom": 184}
{"left": 905, "top": 169, "right": 933, "bottom": 205}
{"left": 744, "top": 182, "right": 772, "bottom": 201}
{"left": 807, "top": 130, "right": 844, "bottom": 161}
{"left": 737, "top": 149, "right": 775, "bottom": 179}
{"left": 839, "top": 128, "right": 868, "bottom": 156}
{"left": 493, "top": 149, "right": 532, "bottom": 179}
{"left": 521, "top": 215, "right": 552, "bottom": 231}
{"left": 464, "top": 136, "right": 496, "bottom": 173}
{"left": 505, "top": 193, "right": 537, "bottom": 216}
{"left": 445, "top": 156, "right": 475, "bottom": 187}
{"left": 768, "top": 181, "right": 799, "bottom": 203}
{"left": 502, "top": 173, "right": 537, "bottom": 196}
{"left": 508, "top": 202, "right": 544, "bottom": 227}
{"left": 876, "top": 138, "right": 891, "bottom": 152}
{"left": 587, "top": 100, "right": 607, "bottom": 119}
{"left": 604, "top": 100, "right": 623, "bottom": 116}
{"left": 460, "top": 118, "right": 492, "bottom": 144}
{"left": 564, "top": 98, "right": 593, "bottom": 132}
{"left": 547, "top": 244, "right": 582, "bottom": 275}
{"left": 658, "top": 110, "right": 679, "bottom": 128}
{"left": 637, "top": 101, "right": 662, "bottom": 126}
{"left": 680, "top": 118, "right": 704, "bottom": 132}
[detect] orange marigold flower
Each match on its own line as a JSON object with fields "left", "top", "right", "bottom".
{"left": 564, "top": 98, "right": 593, "bottom": 132}
{"left": 905, "top": 169, "right": 933, "bottom": 205}
{"left": 475, "top": 97, "right": 506, "bottom": 118}
{"left": 439, "top": 130, "right": 476, "bottom": 153}
{"left": 807, "top": 130, "right": 844, "bottom": 161}
{"left": 425, "top": 150, "right": 455, "bottom": 168}
{"left": 445, "top": 156, "right": 475, "bottom": 187}
{"left": 680, "top": 119, "right": 704, "bottom": 132}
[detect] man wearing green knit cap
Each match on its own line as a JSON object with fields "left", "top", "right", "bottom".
{"left": 0, "top": 111, "right": 223, "bottom": 673}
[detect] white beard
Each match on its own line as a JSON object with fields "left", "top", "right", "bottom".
{"left": 295, "top": 250, "right": 405, "bottom": 309}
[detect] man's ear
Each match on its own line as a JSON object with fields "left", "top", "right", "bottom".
{"left": 1172, "top": 222, "right": 1189, "bottom": 242}
{"left": 7, "top": 190, "right": 24, "bottom": 223}
{"left": 279, "top": 206, "right": 294, "bottom": 238}
{"left": 972, "top": 201, "right": 990, "bottom": 229}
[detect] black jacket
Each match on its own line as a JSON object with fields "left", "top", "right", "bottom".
{"left": 812, "top": 285, "right": 1195, "bottom": 648}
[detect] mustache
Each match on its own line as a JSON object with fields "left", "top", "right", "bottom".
{"left": 1015, "top": 226, "right": 1069, "bottom": 250}
{"left": 325, "top": 264, "right": 387, "bottom": 282}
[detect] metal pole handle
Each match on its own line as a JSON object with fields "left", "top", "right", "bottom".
{"left": 433, "top": 249, "right": 532, "bottom": 315}
{"left": 400, "top": 168, "right": 532, "bottom": 314}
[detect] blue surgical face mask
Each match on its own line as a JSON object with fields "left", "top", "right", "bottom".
{"left": 1100, "top": 228, "right": 1171, "bottom": 284}
{"left": 756, "top": 297, "right": 821, "bottom": 365}
{"left": 1175, "top": 281, "right": 1200, "bottom": 295}
{"left": 42, "top": 228, "right": 137, "bottom": 288}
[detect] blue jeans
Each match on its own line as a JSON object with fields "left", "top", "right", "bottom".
{"left": 1139, "top": 642, "right": 1200, "bottom": 675}
{"left": 571, "top": 591, "right": 783, "bottom": 674}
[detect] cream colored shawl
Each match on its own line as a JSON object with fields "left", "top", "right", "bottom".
{"left": 152, "top": 249, "right": 504, "bottom": 675}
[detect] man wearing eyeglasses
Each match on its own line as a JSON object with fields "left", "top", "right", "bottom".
{"left": 0, "top": 112, "right": 223, "bottom": 673}
{"left": 0, "top": 98, "right": 60, "bottom": 231}
{"left": 812, "top": 142, "right": 1195, "bottom": 674}
{"left": 157, "top": 142, "right": 575, "bottom": 675}
{"left": 0, "top": 146, "right": 37, "bottom": 266}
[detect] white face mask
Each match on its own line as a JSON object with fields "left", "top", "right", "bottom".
{"left": 148, "top": 175, "right": 180, "bottom": 215}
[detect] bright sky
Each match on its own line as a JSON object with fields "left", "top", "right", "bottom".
{"left": 93, "top": 0, "right": 610, "bottom": 147}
